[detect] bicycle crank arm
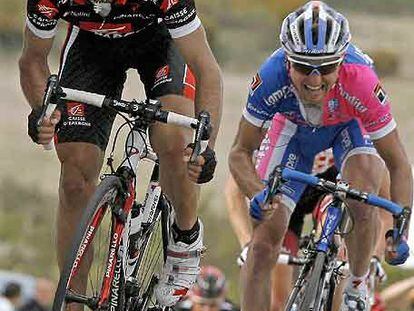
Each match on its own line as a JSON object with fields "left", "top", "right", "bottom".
{"left": 65, "top": 290, "right": 99, "bottom": 309}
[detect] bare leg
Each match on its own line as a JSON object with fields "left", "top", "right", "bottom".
{"left": 270, "top": 264, "right": 293, "bottom": 311}
{"left": 150, "top": 94, "right": 197, "bottom": 229}
{"left": 56, "top": 142, "right": 104, "bottom": 311}
{"left": 224, "top": 174, "right": 253, "bottom": 248}
{"left": 342, "top": 154, "right": 384, "bottom": 277}
{"left": 332, "top": 169, "right": 390, "bottom": 310}
{"left": 242, "top": 202, "right": 291, "bottom": 311}
{"left": 374, "top": 170, "right": 392, "bottom": 258}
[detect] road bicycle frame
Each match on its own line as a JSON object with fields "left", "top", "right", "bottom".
{"left": 43, "top": 75, "right": 210, "bottom": 311}
{"left": 275, "top": 167, "right": 410, "bottom": 311}
{"left": 280, "top": 167, "right": 408, "bottom": 253}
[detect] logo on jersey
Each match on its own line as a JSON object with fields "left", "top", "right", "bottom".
{"left": 37, "top": 0, "right": 59, "bottom": 19}
{"left": 64, "top": 103, "right": 91, "bottom": 127}
{"left": 155, "top": 65, "right": 170, "bottom": 80}
{"left": 338, "top": 83, "right": 367, "bottom": 113}
{"left": 79, "top": 22, "right": 133, "bottom": 38}
{"left": 340, "top": 128, "right": 352, "bottom": 150}
{"left": 67, "top": 103, "right": 85, "bottom": 117}
{"left": 153, "top": 65, "right": 172, "bottom": 89}
{"left": 327, "top": 98, "right": 339, "bottom": 119}
{"left": 160, "top": 0, "right": 179, "bottom": 12}
{"left": 286, "top": 153, "right": 298, "bottom": 169}
{"left": 263, "top": 85, "right": 295, "bottom": 106}
{"left": 249, "top": 73, "right": 262, "bottom": 95}
{"left": 328, "top": 99, "right": 339, "bottom": 113}
{"left": 373, "top": 83, "right": 388, "bottom": 106}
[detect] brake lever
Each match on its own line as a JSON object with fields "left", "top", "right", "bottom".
{"left": 39, "top": 75, "right": 60, "bottom": 150}
{"left": 39, "top": 75, "right": 59, "bottom": 123}
{"left": 190, "top": 111, "right": 211, "bottom": 163}
{"left": 264, "top": 165, "right": 284, "bottom": 204}
{"left": 394, "top": 207, "right": 411, "bottom": 243}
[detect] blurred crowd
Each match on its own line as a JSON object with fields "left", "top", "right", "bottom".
{"left": 174, "top": 265, "right": 240, "bottom": 311}
{"left": 0, "top": 276, "right": 54, "bottom": 311}
{"left": 0, "top": 267, "right": 239, "bottom": 311}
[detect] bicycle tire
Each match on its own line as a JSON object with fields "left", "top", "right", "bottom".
{"left": 127, "top": 194, "right": 171, "bottom": 311}
{"left": 300, "top": 251, "right": 326, "bottom": 311}
{"left": 52, "top": 175, "right": 125, "bottom": 311}
{"left": 322, "top": 275, "right": 336, "bottom": 311}
{"left": 284, "top": 261, "right": 312, "bottom": 311}
{"left": 312, "top": 263, "right": 335, "bottom": 311}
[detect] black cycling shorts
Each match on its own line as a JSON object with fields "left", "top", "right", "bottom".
{"left": 56, "top": 23, "right": 196, "bottom": 150}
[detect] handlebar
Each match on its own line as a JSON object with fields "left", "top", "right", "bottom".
{"left": 39, "top": 75, "right": 211, "bottom": 159}
{"left": 278, "top": 166, "right": 410, "bottom": 241}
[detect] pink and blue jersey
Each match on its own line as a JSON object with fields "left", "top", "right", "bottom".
{"left": 244, "top": 44, "right": 395, "bottom": 137}
{"left": 247, "top": 44, "right": 395, "bottom": 211}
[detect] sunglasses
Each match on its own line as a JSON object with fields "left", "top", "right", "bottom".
{"left": 290, "top": 61, "right": 341, "bottom": 76}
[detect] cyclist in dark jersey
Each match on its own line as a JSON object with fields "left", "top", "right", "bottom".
{"left": 173, "top": 266, "right": 240, "bottom": 311}
{"left": 20, "top": 0, "right": 222, "bottom": 307}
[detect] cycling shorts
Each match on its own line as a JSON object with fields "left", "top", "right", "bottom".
{"left": 56, "top": 24, "right": 196, "bottom": 150}
{"left": 256, "top": 114, "right": 380, "bottom": 211}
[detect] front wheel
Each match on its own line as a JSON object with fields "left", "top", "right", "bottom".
{"left": 300, "top": 251, "right": 326, "bottom": 310}
{"left": 285, "top": 252, "right": 327, "bottom": 311}
{"left": 52, "top": 175, "right": 127, "bottom": 311}
{"left": 126, "top": 195, "right": 172, "bottom": 311}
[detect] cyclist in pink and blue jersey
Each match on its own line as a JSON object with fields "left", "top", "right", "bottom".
{"left": 228, "top": 2, "right": 412, "bottom": 310}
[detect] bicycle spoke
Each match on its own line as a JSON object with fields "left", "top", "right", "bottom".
{"left": 87, "top": 209, "right": 112, "bottom": 300}
{"left": 53, "top": 179, "right": 122, "bottom": 311}
{"left": 142, "top": 241, "right": 162, "bottom": 292}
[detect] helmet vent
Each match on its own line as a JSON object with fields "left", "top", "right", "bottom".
{"left": 325, "top": 19, "right": 333, "bottom": 44}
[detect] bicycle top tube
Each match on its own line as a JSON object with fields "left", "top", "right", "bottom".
{"left": 280, "top": 167, "right": 403, "bottom": 217}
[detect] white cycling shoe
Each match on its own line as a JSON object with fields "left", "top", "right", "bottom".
{"left": 154, "top": 220, "right": 204, "bottom": 306}
{"left": 340, "top": 286, "right": 369, "bottom": 311}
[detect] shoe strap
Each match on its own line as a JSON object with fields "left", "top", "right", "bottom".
{"left": 166, "top": 247, "right": 205, "bottom": 259}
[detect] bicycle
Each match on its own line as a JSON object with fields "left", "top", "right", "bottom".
{"left": 41, "top": 75, "right": 212, "bottom": 311}
{"left": 263, "top": 166, "right": 410, "bottom": 311}
{"left": 237, "top": 182, "right": 388, "bottom": 311}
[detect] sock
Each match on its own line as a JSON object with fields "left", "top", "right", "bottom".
{"left": 346, "top": 270, "right": 369, "bottom": 294}
{"left": 172, "top": 220, "right": 200, "bottom": 245}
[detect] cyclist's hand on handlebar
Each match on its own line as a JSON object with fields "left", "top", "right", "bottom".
{"left": 384, "top": 229, "right": 410, "bottom": 265}
{"left": 249, "top": 188, "right": 280, "bottom": 221}
{"left": 28, "top": 108, "right": 61, "bottom": 145}
{"left": 183, "top": 144, "right": 217, "bottom": 184}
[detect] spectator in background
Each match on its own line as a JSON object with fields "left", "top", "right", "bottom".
{"left": 19, "top": 278, "right": 54, "bottom": 311}
{"left": 174, "top": 266, "right": 239, "bottom": 311}
{"left": 0, "top": 282, "right": 22, "bottom": 311}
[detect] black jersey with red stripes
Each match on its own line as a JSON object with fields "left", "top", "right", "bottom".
{"left": 26, "top": 0, "right": 201, "bottom": 39}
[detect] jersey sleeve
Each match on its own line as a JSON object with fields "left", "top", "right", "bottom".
{"left": 351, "top": 66, "right": 396, "bottom": 140}
{"left": 243, "top": 53, "right": 286, "bottom": 128}
{"left": 160, "top": 0, "right": 201, "bottom": 38}
{"left": 26, "top": 0, "right": 59, "bottom": 38}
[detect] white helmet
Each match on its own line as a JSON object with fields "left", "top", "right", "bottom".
{"left": 280, "top": 1, "right": 351, "bottom": 66}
